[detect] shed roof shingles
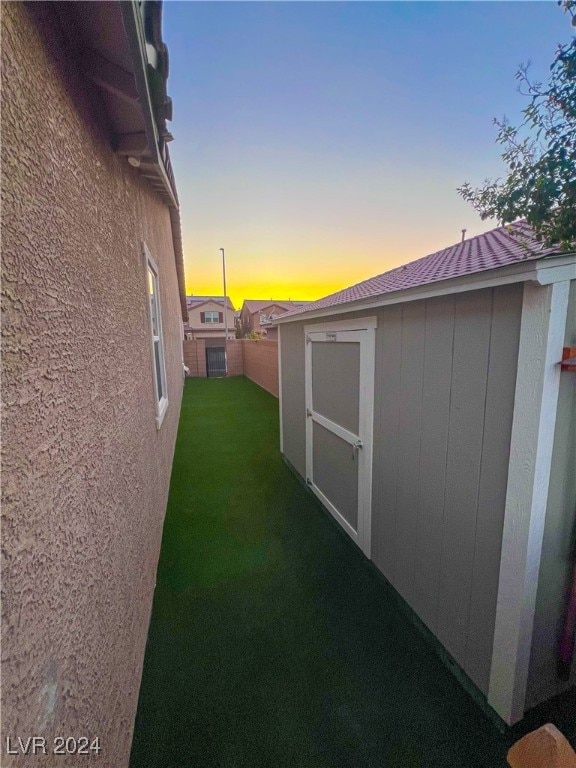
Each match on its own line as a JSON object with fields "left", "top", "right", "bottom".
{"left": 279, "top": 221, "right": 571, "bottom": 320}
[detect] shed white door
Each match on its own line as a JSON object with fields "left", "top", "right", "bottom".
{"left": 305, "top": 318, "right": 376, "bottom": 557}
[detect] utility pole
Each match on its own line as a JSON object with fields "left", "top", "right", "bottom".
{"left": 220, "top": 247, "right": 228, "bottom": 376}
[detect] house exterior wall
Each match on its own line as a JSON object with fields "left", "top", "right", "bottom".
{"left": 1, "top": 4, "right": 183, "bottom": 766}
{"left": 252, "top": 310, "right": 266, "bottom": 333}
{"left": 239, "top": 304, "right": 254, "bottom": 336}
{"left": 526, "top": 279, "right": 576, "bottom": 708}
{"left": 253, "top": 304, "right": 287, "bottom": 333}
{"left": 187, "top": 300, "right": 235, "bottom": 339}
{"left": 263, "top": 325, "right": 278, "bottom": 340}
{"left": 279, "top": 284, "right": 523, "bottom": 702}
{"left": 239, "top": 303, "right": 289, "bottom": 337}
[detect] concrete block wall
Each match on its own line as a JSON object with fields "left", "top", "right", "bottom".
{"left": 182, "top": 338, "right": 279, "bottom": 397}
{"left": 242, "top": 339, "right": 279, "bottom": 397}
{"left": 183, "top": 339, "right": 207, "bottom": 377}
{"left": 227, "top": 340, "right": 244, "bottom": 376}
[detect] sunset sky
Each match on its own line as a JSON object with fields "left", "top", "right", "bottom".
{"left": 164, "top": 2, "right": 570, "bottom": 310}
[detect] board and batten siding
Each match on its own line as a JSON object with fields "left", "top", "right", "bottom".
{"left": 280, "top": 284, "right": 523, "bottom": 698}
{"left": 373, "top": 285, "right": 523, "bottom": 696}
{"left": 280, "top": 322, "right": 307, "bottom": 478}
{"left": 526, "top": 279, "right": 576, "bottom": 708}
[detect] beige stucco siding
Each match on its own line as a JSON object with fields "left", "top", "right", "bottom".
{"left": 280, "top": 284, "right": 523, "bottom": 701}
{"left": 1, "top": 4, "right": 183, "bottom": 766}
{"left": 526, "top": 279, "right": 576, "bottom": 709}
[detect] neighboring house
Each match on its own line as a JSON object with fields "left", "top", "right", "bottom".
{"left": 2, "top": 2, "right": 187, "bottom": 766}
{"left": 185, "top": 295, "right": 236, "bottom": 340}
{"left": 233, "top": 309, "right": 242, "bottom": 337}
{"left": 275, "top": 221, "right": 576, "bottom": 728}
{"left": 238, "top": 299, "right": 311, "bottom": 337}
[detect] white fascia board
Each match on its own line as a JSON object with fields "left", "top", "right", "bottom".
{"left": 534, "top": 257, "right": 576, "bottom": 285}
{"left": 275, "top": 253, "right": 576, "bottom": 326}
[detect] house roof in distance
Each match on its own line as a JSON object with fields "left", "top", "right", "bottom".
{"left": 186, "top": 295, "right": 235, "bottom": 311}
{"left": 277, "top": 221, "right": 573, "bottom": 321}
{"left": 242, "top": 299, "right": 311, "bottom": 314}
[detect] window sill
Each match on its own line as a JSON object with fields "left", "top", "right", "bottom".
{"left": 156, "top": 397, "right": 169, "bottom": 430}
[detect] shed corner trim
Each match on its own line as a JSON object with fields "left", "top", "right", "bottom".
{"left": 487, "top": 279, "right": 571, "bottom": 725}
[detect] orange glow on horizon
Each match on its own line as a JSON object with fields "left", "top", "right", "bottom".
{"left": 184, "top": 276, "right": 352, "bottom": 313}
{"left": 181, "top": 225, "right": 491, "bottom": 312}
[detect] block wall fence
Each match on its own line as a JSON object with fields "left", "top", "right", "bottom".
{"left": 183, "top": 339, "right": 279, "bottom": 397}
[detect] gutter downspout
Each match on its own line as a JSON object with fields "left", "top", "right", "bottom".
{"left": 169, "top": 207, "right": 189, "bottom": 323}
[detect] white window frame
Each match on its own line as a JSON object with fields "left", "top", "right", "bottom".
{"left": 144, "top": 243, "right": 169, "bottom": 429}
{"left": 204, "top": 311, "right": 220, "bottom": 324}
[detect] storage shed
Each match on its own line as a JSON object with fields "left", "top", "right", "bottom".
{"left": 275, "top": 221, "right": 576, "bottom": 726}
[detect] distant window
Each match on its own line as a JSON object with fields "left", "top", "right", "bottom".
{"left": 204, "top": 311, "right": 220, "bottom": 323}
{"left": 144, "top": 244, "right": 168, "bottom": 428}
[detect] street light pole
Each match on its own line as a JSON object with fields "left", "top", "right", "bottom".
{"left": 220, "top": 247, "right": 228, "bottom": 376}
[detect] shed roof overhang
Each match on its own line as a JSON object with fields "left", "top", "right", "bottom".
{"left": 273, "top": 253, "right": 576, "bottom": 326}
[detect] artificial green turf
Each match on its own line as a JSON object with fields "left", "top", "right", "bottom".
{"left": 129, "top": 377, "right": 560, "bottom": 768}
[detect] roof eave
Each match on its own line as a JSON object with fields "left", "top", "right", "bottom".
{"left": 273, "top": 252, "right": 576, "bottom": 326}
{"left": 120, "top": 2, "right": 187, "bottom": 320}
{"left": 120, "top": 1, "right": 177, "bottom": 209}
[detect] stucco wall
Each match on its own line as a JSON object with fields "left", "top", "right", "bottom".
{"left": 1, "top": 4, "right": 183, "bottom": 765}
{"left": 279, "top": 285, "right": 523, "bottom": 701}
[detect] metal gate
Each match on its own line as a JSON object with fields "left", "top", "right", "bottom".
{"left": 206, "top": 346, "right": 226, "bottom": 377}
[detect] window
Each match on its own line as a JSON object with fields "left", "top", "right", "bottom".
{"left": 203, "top": 311, "right": 220, "bottom": 324}
{"left": 144, "top": 244, "right": 168, "bottom": 428}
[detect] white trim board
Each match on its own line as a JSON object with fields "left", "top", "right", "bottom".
{"left": 278, "top": 324, "right": 284, "bottom": 454}
{"left": 276, "top": 255, "right": 576, "bottom": 326}
{"left": 143, "top": 242, "right": 169, "bottom": 430}
{"left": 309, "top": 410, "right": 359, "bottom": 446}
{"left": 304, "top": 316, "right": 378, "bottom": 333}
{"left": 488, "top": 280, "right": 570, "bottom": 725}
